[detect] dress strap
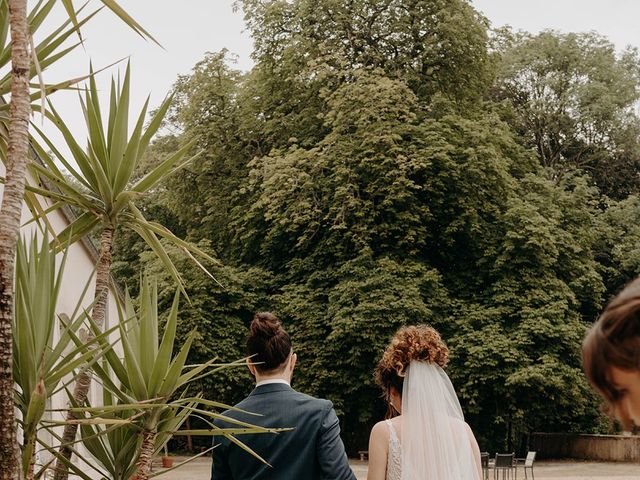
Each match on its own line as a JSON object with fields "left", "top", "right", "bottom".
{"left": 385, "top": 419, "right": 399, "bottom": 444}
{"left": 385, "top": 419, "right": 402, "bottom": 480}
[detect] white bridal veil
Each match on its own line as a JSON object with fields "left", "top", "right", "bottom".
{"left": 401, "top": 361, "right": 480, "bottom": 480}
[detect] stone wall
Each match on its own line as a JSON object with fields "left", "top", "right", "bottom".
{"left": 531, "top": 433, "right": 640, "bottom": 461}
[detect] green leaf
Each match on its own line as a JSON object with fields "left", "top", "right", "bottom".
{"left": 131, "top": 139, "right": 198, "bottom": 193}
{"left": 148, "top": 289, "right": 179, "bottom": 395}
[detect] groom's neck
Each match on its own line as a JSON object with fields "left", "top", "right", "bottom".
{"left": 254, "top": 366, "right": 292, "bottom": 384}
{"left": 254, "top": 371, "right": 290, "bottom": 384}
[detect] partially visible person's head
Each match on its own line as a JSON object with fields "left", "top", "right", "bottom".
{"left": 246, "top": 312, "right": 294, "bottom": 377}
{"left": 375, "top": 325, "right": 449, "bottom": 415}
{"left": 583, "top": 278, "right": 640, "bottom": 427}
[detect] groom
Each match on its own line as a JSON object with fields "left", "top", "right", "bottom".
{"left": 211, "top": 312, "right": 356, "bottom": 480}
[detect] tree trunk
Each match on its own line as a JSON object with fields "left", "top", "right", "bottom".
{"left": 185, "top": 416, "right": 193, "bottom": 453}
{"left": 24, "top": 448, "right": 35, "bottom": 480}
{"left": 53, "top": 227, "right": 114, "bottom": 480}
{"left": 0, "top": 1, "right": 31, "bottom": 479}
{"left": 135, "top": 429, "right": 157, "bottom": 480}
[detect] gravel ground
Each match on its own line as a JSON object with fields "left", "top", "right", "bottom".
{"left": 155, "top": 457, "right": 640, "bottom": 480}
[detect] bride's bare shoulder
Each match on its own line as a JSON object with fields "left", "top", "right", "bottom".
{"left": 368, "top": 420, "right": 391, "bottom": 480}
{"left": 369, "top": 420, "right": 389, "bottom": 445}
{"left": 370, "top": 419, "right": 390, "bottom": 438}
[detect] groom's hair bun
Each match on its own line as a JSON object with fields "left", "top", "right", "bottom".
{"left": 375, "top": 325, "right": 449, "bottom": 395}
{"left": 247, "top": 312, "right": 292, "bottom": 372}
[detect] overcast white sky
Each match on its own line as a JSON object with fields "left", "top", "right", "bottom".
{"left": 35, "top": 0, "right": 640, "bottom": 153}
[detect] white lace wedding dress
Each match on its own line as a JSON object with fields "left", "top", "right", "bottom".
{"left": 385, "top": 420, "right": 402, "bottom": 480}
{"left": 383, "top": 362, "right": 481, "bottom": 480}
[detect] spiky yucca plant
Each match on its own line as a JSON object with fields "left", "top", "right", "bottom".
{"left": 26, "top": 63, "right": 216, "bottom": 477}
{"left": 54, "top": 277, "right": 276, "bottom": 480}
{"left": 13, "top": 233, "right": 124, "bottom": 480}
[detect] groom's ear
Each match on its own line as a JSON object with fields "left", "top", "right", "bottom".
{"left": 246, "top": 357, "right": 257, "bottom": 377}
{"left": 290, "top": 352, "right": 298, "bottom": 372}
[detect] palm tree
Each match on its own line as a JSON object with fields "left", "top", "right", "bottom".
{"left": 0, "top": 1, "right": 38, "bottom": 477}
{"left": 28, "top": 64, "right": 215, "bottom": 480}
{"left": 0, "top": 2, "right": 156, "bottom": 478}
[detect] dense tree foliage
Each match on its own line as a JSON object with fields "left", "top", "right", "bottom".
{"left": 492, "top": 31, "right": 640, "bottom": 199}
{"left": 112, "top": 0, "right": 640, "bottom": 454}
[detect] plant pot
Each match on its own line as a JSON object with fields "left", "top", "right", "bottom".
{"left": 161, "top": 456, "right": 174, "bottom": 468}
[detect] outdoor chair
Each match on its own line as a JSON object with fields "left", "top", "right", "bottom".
{"left": 493, "top": 453, "right": 515, "bottom": 480}
{"left": 516, "top": 451, "right": 536, "bottom": 480}
{"left": 481, "top": 452, "right": 490, "bottom": 480}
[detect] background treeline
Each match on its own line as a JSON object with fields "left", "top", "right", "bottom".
{"left": 111, "top": 0, "right": 640, "bottom": 454}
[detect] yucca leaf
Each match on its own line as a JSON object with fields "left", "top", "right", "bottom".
{"left": 38, "top": 429, "right": 109, "bottom": 480}
{"left": 81, "top": 312, "right": 132, "bottom": 389}
{"left": 51, "top": 417, "right": 133, "bottom": 426}
{"left": 107, "top": 62, "right": 131, "bottom": 181}
{"left": 60, "top": 0, "right": 81, "bottom": 40}
{"left": 158, "top": 330, "right": 196, "bottom": 395}
{"left": 0, "top": 3, "right": 8, "bottom": 63}
{"left": 29, "top": 0, "right": 63, "bottom": 34}
{"left": 119, "top": 319, "right": 148, "bottom": 400}
{"left": 107, "top": 77, "right": 118, "bottom": 147}
{"left": 136, "top": 217, "right": 218, "bottom": 265}
{"left": 49, "top": 212, "right": 100, "bottom": 252}
{"left": 147, "top": 446, "right": 214, "bottom": 478}
{"left": 138, "top": 278, "right": 157, "bottom": 385}
{"left": 113, "top": 95, "right": 149, "bottom": 193}
{"left": 111, "top": 190, "right": 142, "bottom": 216}
{"left": 79, "top": 420, "right": 114, "bottom": 473}
{"left": 33, "top": 456, "right": 56, "bottom": 480}
{"left": 46, "top": 318, "right": 121, "bottom": 392}
{"left": 175, "top": 357, "right": 219, "bottom": 390}
{"left": 84, "top": 71, "right": 109, "bottom": 163}
{"left": 173, "top": 396, "right": 256, "bottom": 414}
{"left": 96, "top": 0, "right": 159, "bottom": 45}
{"left": 127, "top": 221, "right": 187, "bottom": 297}
{"left": 177, "top": 359, "right": 247, "bottom": 387}
{"left": 44, "top": 312, "right": 88, "bottom": 374}
{"left": 46, "top": 100, "right": 100, "bottom": 188}
{"left": 225, "top": 433, "right": 272, "bottom": 466}
{"left": 62, "top": 402, "right": 168, "bottom": 414}
{"left": 30, "top": 123, "right": 91, "bottom": 189}
{"left": 33, "top": 8, "right": 96, "bottom": 63}
{"left": 171, "top": 407, "right": 272, "bottom": 430}
{"left": 27, "top": 162, "right": 98, "bottom": 211}
{"left": 138, "top": 93, "right": 172, "bottom": 154}
{"left": 20, "top": 195, "right": 61, "bottom": 233}
{"left": 147, "top": 289, "right": 179, "bottom": 395}
{"left": 60, "top": 0, "right": 157, "bottom": 47}
{"left": 131, "top": 138, "right": 198, "bottom": 193}
{"left": 22, "top": 183, "right": 93, "bottom": 219}
{"left": 173, "top": 428, "right": 277, "bottom": 436}
{"left": 47, "top": 345, "right": 107, "bottom": 387}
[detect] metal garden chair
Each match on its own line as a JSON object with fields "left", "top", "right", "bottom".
{"left": 493, "top": 453, "right": 515, "bottom": 480}
{"left": 516, "top": 451, "right": 537, "bottom": 479}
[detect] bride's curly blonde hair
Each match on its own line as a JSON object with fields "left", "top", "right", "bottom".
{"left": 375, "top": 325, "right": 449, "bottom": 399}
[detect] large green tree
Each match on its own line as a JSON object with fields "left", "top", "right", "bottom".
{"left": 594, "top": 195, "right": 640, "bottom": 297}
{"left": 449, "top": 174, "right": 606, "bottom": 450}
{"left": 493, "top": 31, "right": 640, "bottom": 199}
{"left": 111, "top": 0, "right": 629, "bottom": 455}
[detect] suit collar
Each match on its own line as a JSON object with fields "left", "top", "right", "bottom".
{"left": 249, "top": 382, "right": 294, "bottom": 396}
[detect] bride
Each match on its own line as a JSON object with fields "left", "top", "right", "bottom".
{"left": 367, "top": 325, "right": 482, "bottom": 480}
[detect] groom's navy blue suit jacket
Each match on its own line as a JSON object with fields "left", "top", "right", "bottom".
{"left": 211, "top": 382, "right": 356, "bottom": 480}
